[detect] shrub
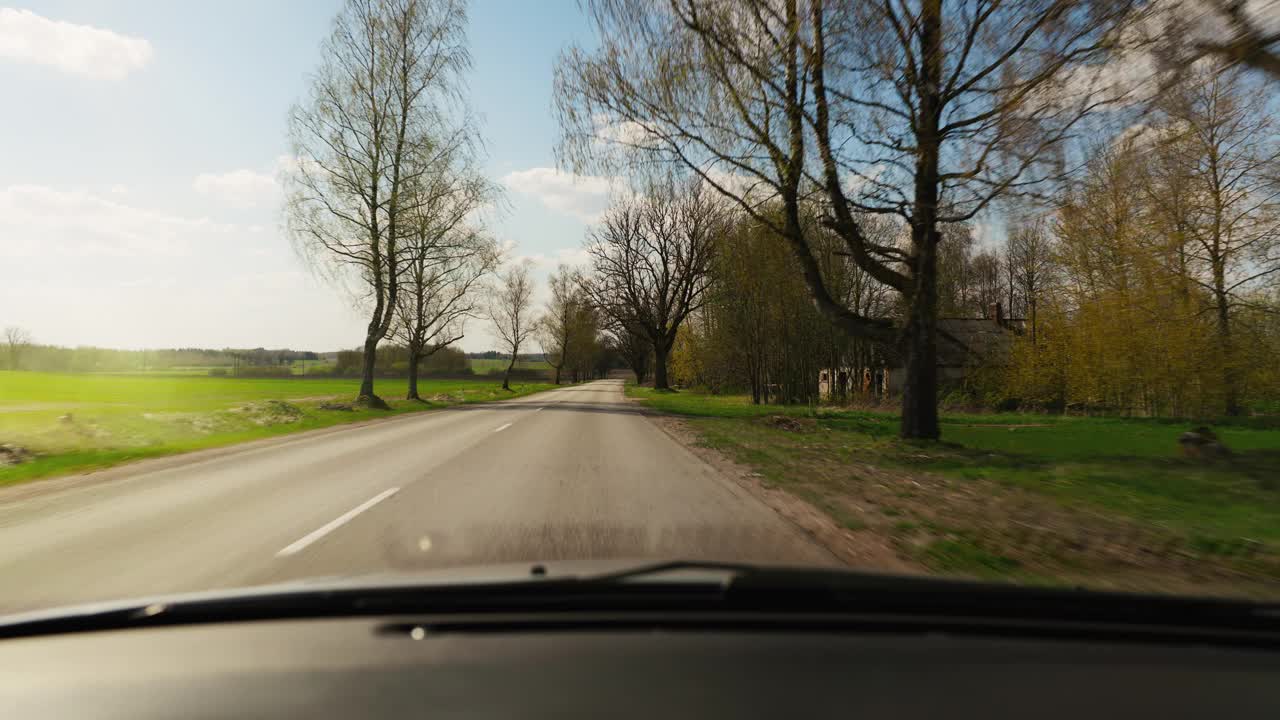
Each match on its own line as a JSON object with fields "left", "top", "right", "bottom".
{"left": 334, "top": 350, "right": 363, "bottom": 376}
{"left": 233, "top": 365, "right": 294, "bottom": 378}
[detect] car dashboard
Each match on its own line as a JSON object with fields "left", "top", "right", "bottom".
{"left": 2, "top": 612, "right": 1277, "bottom": 718}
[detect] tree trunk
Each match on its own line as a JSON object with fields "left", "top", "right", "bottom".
{"left": 900, "top": 229, "right": 941, "bottom": 439}
{"left": 357, "top": 334, "right": 388, "bottom": 408}
{"left": 502, "top": 355, "right": 516, "bottom": 391}
{"left": 899, "top": 0, "right": 942, "bottom": 440}
{"left": 630, "top": 351, "right": 649, "bottom": 384}
{"left": 652, "top": 341, "right": 670, "bottom": 390}
{"left": 553, "top": 365, "right": 562, "bottom": 385}
{"left": 1214, "top": 273, "right": 1241, "bottom": 416}
{"left": 901, "top": 245, "right": 942, "bottom": 438}
{"left": 406, "top": 346, "right": 421, "bottom": 401}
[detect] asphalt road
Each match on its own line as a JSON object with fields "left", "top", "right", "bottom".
{"left": 0, "top": 380, "right": 833, "bottom": 612}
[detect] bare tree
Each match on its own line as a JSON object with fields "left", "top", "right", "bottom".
{"left": 488, "top": 262, "right": 537, "bottom": 391}
{"left": 393, "top": 149, "right": 499, "bottom": 400}
{"left": 285, "top": 0, "right": 471, "bottom": 408}
{"left": 538, "top": 265, "right": 585, "bottom": 385}
{"left": 971, "top": 251, "right": 1005, "bottom": 317}
{"left": 936, "top": 222, "right": 978, "bottom": 316}
{"left": 4, "top": 326, "right": 32, "bottom": 371}
{"left": 1154, "top": 63, "right": 1280, "bottom": 414}
{"left": 583, "top": 180, "right": 720, "bottom": 390}
{"left": 561, "top": 303, "right": 606, "bottom": 383}
{"left": 604, "top": 320, "right": 652, "bottom": 384}
{"left": 557, "top": 0, "right": 1134, "bottom": 438}
{"left": 396, "top": 234, "right": 495, "bottom": 400}
{"left": 1006, "top": 219, "right": 1057, "bottom": 339}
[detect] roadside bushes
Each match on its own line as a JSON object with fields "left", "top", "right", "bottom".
{"left": 230, "top": 366, "right": 294, "bottom": 378}
{"left": 669, "top": 211, "right": 889, "bottom": 405}
{"left": 208, "top": 366, "right": 293, "bottom": 378}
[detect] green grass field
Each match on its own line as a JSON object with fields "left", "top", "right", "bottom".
{"left": 627, "top": 386, "right": 1280, "bottom": 594}
{"left": 0, "top": 371, "right": 554, "bottom": 486}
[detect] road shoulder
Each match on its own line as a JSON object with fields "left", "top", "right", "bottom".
{"left": 635, "top": 404, "right": 916, "bottom": 574}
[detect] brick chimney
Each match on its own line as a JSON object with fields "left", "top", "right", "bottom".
{"left": 989, "top": 302, "right": 1004, "bottom": 327}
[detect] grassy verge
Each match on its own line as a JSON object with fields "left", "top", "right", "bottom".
{"left": 0, "top": 372, "right": 554, "bottom": 486}
{"left": 627, "top": 385, "right": 1280, "bottom": 595}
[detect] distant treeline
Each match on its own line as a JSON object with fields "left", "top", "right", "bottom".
{"left": 465, "top": 351, "right": 546, "bottom": 362}
{"left": 3, "top": 345, "right": 320, "bottom": 373}
{"left": 322, "top": 346, "right": 549, "bottom": 381}
{"left": 2, "top": 341, "right": 560, "bottom": 381}
{"left": 333, "top": 345, "right": 470, "bottom": 377}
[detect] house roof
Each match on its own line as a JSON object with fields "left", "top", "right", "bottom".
{"left": 870, "top": 316, "right": 1023, "bottom": 368}
{"left": 821, "top": 313, "right": 1025, "bottom": 370}
{"left": 935, "top": 317, "right": 1024, "bottom": 367}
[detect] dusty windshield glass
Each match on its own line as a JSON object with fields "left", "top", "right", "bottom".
{"left": 1, "top": 0, "right": 1279, "bottom": 613}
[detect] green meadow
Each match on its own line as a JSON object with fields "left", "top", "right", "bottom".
{"left": 0, "top": 371, "right": 553, "bottom": 485}
{"left": 627, "top": 386, "right": 1280, "bottom": 594}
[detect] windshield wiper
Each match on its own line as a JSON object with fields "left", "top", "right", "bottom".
{"left": 0, "top": 563, "right": 737, "bottom": 639}
{"left": 2, "top": 560, "right": 1279, "bottom": 644}
{"left": 586, "top": 559, "right": 760, "bottom": 583}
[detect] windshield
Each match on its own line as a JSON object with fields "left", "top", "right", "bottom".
{"left": 1, "top": 0, "right": 1279, "bottom": 614}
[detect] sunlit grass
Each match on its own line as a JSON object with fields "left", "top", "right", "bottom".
{"left": 0, "top": 371, "right": 554, "bottom": 485}
{"left": 627, "top": 384, "right": 1280, "bottom": 592}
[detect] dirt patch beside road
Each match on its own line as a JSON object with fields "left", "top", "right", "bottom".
{"left": 645, "top": 412, "right": 916, "bottom": 574}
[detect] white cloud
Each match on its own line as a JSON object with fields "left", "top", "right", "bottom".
{"left": 108, "top": 183, "right": 128, "bottom": 195}
{"left": 499, "top": 240, "right": 544, "bottom": 269}
{"left": 701, "top": 168, "right": 757, "bottom": 197}
{"left": 495, "top": 238, "right": 538, "bottom": 271}
{"left": 0, "top": 183, "right": 368, "bottom": 351}
{"left": 592, "top": 114, "right": 662, "bottom": 150}
{"left": 0, "top": 8, "right": 152, "bottom": 80}
{"left": 273, "top": 153, "right": 317, "bottom": 176}
{"left": 842, "top": 165, "right": 887, "bottom": 196}
{"left": 505, "top": 245, "right": 594, "bottom": 270}
{"left": 193, "top": 168, "right": 279, "bottom": 209}
{"left": 1151, "top": 0, "right": 1280, "bottom": 49}
{"left": 1111, "top": 120, "right": 1191, "bottom": 153}
{"left": 1044, "top": 0, "right": 1278, "bottom": 111}
{"left": 552, "top": 246, "right": 593, "bottom": 267}
{"left": 506, "top": 252, "right": 545, "bottom": 269}
{"left": 971, "top": 220, "right": 998, "bottom": 250}
{"left": 0, "top": 184, "right": 231, "bottom": 257}
{"left": 1053, "top": 49, "right": 1160, "bottom": 109}
{"left": 500, "top": 167, "right": 619, "bottom": 224}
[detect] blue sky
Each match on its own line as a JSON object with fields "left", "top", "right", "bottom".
{"left": 0, "top": 1, "right": 608, "bottom": 351}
